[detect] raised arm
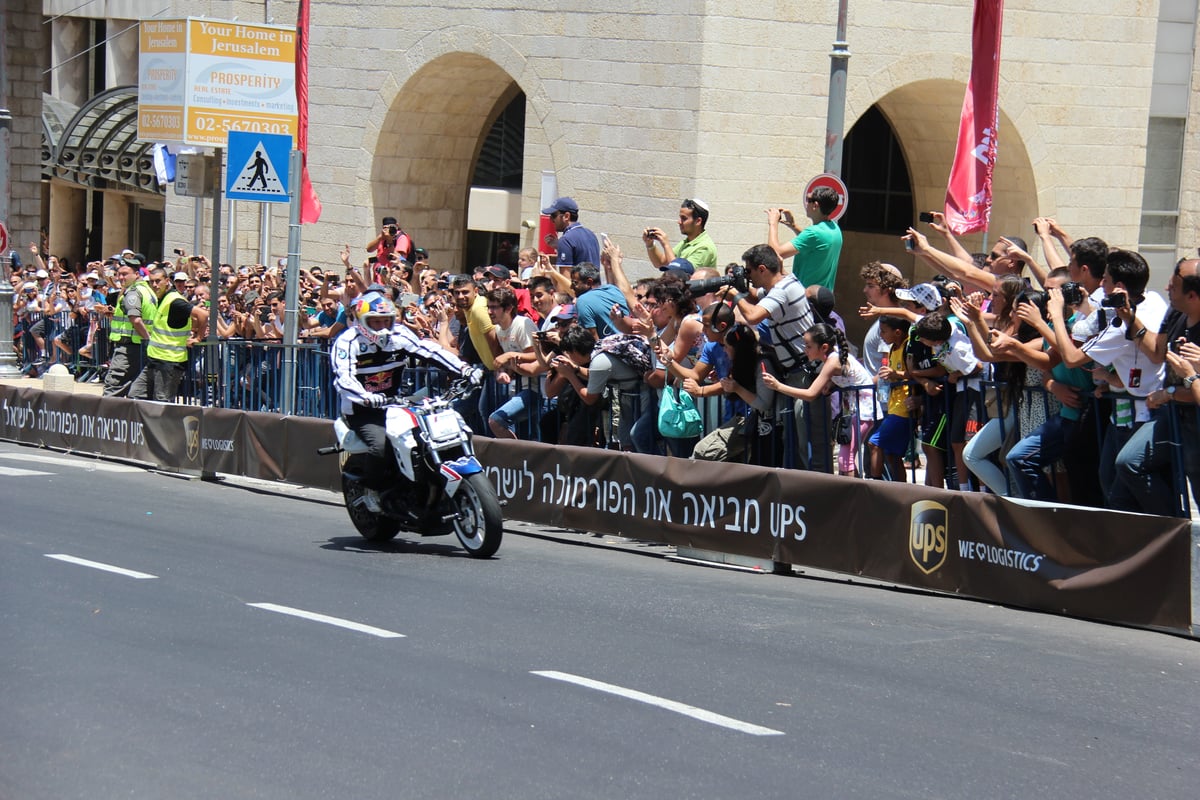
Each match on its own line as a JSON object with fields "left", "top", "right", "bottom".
{"left": 1033, "top": 217, "right": 1067, "bottom": 270}
{"left": 906, "top": 228, "right": 995, "bottom": 294}
{"left": 1045, "top": 287, "right": 1091, "bottom": 369}
{"left": 999, "top": 236, "right": 1047, "bottom": 289}
{"left": 600, "top": 238, "right": 637, "bottom": 312}
{"left": 927, "top": 211, "right": 973, "bottom": 263}
{"left": 767, "top": 207, "right": 798, "bottom": 260}
{"left": 949, "top": 295, "right": 998, "bottom": 363}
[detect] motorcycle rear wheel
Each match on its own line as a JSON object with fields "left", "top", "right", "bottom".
{"left": 343, "top": 474, "right": 401, "bottom": 542}
{"left": 451, "top": 472, "right": 503, "bottom": 558}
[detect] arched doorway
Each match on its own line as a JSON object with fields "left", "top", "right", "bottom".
{"left": 370, "top": 53, "right": 524, "bottom": 274}
{"left": 837, "top": 83, "right": 1038, "bottom": 344}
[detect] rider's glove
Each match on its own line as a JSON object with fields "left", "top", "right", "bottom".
{"left": 467, "top": 367, "right": 485, "bottom": 388}
{"left": 363, "top": 393, "right": 389, "bottom": 408}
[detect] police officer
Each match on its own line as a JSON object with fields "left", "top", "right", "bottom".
{"left": 129, "top": 266, "right": 208, "bottom": 401}
{"left": 102, "top": 259, "right": 157, "bottom": 397}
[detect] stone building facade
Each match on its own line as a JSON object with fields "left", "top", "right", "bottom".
{"left": 11, "top": 1, "right": 1197, "bottom": 335}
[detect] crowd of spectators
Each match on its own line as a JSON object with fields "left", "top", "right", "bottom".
{"left": 10, "top": 194, "right": 1200, "bottom": 518}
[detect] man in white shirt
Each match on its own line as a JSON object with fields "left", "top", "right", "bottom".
{"left": 1048, "top": 248, "right": 1168, "bottom": 513}
{"left": 485, "top": 286, "right": 540, "bottom": 439}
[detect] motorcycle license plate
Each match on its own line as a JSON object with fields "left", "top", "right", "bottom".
{"left": 427, "top": 411, "right": 461, "bottom": 441}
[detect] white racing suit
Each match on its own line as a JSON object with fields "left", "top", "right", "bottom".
{"left": 331, "top": 323, "right": 473, "bottom": 485}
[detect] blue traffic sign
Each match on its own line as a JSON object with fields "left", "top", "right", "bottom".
{"left": 226, "top": 131, "right": 292, "bottom": 203}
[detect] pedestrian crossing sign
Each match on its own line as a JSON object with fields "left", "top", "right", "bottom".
{"left": 225, "top": 131, "right": 292, "bottom": 203}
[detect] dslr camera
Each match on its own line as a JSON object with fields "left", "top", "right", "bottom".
{"left": 688, "top": 265, "right": 750, "bottom": 297}
{"left": 534, "top": 330, "right": 562, "bottom": 355}
{"left": 1060, "top": 281, "right": 1085, "bottom": 307}
{"left": 1100, "top": 292, "right": 1128, "bottom": 309}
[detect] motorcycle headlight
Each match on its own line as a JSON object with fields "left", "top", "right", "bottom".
{"left": 426, "top": 411, "right": 462, "bottom": 442}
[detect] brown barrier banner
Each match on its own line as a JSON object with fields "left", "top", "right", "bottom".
{"left": 239, "top": 410, "right": 288, "bottom": 482}
{"left": 0, "top": 388, "right": 151, "bottom": 461}
{"left": 475, "top": 439, "right": 1192, "bottom": 631}
{"left": 0, "top": 386, "right": 1190, "bottom": 632}
{"left": 281, "top": 415, "right": 340, "bottom": 491}
{"left": 196, "top": 408, "right": 244, "bottom": 475}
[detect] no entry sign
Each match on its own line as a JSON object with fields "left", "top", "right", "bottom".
{"left": 804, "top": 173, "right": 849, "bottom": 222}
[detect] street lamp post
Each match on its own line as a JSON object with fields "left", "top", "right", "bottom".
{"left": 824, "top": 0, "right": 851, "bottom": 176}
{"left": 0, "top": 6, "right": 22, "bottom": 378}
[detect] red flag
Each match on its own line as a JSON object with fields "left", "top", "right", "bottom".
{"left": 944, "top": 0, "right": 1004, "bottom": 235}
{"left": 296, "top": 0, "right": 322, "bottom": 224}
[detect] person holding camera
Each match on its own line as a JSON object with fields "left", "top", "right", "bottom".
{"left": 642, "top": 198, "right": 718, "bottom": 270}
{"left": 1047, "top": 249, "right": 1169, "bottom": 513}
{"left": 1109, "top": 257, "right": 1200, "bottom": 515}
{"left": 994, "top": 268, "right": 1102, "bottom": 504}
{"left": 247, "top": 292, "right": 285, "bottom": 341}
{"left": 365, "top": 215, "right": 415, "bottom": 264}
{"left": 14, "top": 279, "right": 45, "bottom": 369}
{"left": 768, "top": 186, "right": 843, "bottom": 291}
{"left": 905, "top": 225, "right": 1045, "bottom": 295}
{"left": 717, "top": 244, "right": 824, "bottom": 470}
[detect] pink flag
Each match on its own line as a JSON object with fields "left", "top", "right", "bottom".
{"left": 296, "top": 0, "right": 322, "bottom": 224}
{"left": 944, "top": 0, "right": 1004, "bottom": 235}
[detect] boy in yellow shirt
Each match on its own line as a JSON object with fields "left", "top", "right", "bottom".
{"left": 868, "top": 315, "right": 913, "bottom": 481}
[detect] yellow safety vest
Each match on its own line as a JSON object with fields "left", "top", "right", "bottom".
{"left": 145, "top": 289, "right": 191, "bottom": 363}
{"left": 108, "top": 281, "right": 157, "bottom": 343}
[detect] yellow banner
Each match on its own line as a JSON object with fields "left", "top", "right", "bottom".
{"left": 185, "top": 108, "right": 298, "bottom": 146}
{"left": 188, "top": 19, "right": 296, "bottom": 64}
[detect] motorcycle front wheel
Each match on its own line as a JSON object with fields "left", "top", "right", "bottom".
{"left": 451, "top": 472, "right": 503, "bottom": 558}
{"left": 343, "top": 473, "right": 401, "bottom": 542}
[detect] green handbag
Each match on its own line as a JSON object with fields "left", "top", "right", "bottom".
{"left": 657, "top": 385, "right": 703, "bottom": 439}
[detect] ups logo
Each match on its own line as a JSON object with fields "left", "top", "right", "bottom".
{"left": 909, "top": 500, "right": 948, "bottom": 575}
{"left": 183, "top": 415, "right": 200, "bottom": 463}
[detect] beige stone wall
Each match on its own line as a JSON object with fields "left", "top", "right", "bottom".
{"left": 1179, "top": 10, "right": 1200, "bottom": 254}
{"left": 155, "top": 0, "right": 1162, "bottom": 283}
{"left": 4, "top": 0, "right": 45, "bottom": 256}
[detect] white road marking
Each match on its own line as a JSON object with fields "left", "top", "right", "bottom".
{"left": 531, "top": 670, "right": 785, "bottom": 736}
{"left": 0, "top": 452, "right": 142, "bottom": 472}
{"left": 0, "top": 466, "right": 53, "bottom": 477}
{"left": 247, "top": 603, "right": 405, "bottom": 639}
{"left": 44, "top": 553, "right": 158, "bottom": 580}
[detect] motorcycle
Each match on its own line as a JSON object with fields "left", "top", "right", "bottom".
{"left": 318, "top": 378, "right": 503, "bottom": 558}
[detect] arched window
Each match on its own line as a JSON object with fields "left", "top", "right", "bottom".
{"left": 839, "top": 105, "right": 913, "bottom": 234}
{"left": 472, "top": 93, "right": 525, "bottom": 190}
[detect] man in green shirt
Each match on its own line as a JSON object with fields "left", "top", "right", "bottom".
{"left": 768, "top": 186, "right": 842, "bottom": 290}
{"left": 643, "top": 198, "right": 717, "bottom": 270}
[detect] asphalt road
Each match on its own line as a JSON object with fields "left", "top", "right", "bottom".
{"left": 1, "top": 441, "right": 1197, "bottom": 799}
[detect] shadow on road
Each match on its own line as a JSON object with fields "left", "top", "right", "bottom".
{"left": 319, "top": 535, "right": 475, "bottom": 558}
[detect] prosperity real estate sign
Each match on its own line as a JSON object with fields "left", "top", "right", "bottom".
{"left": 137, "top": 18, "right": 297, "bottom": 147}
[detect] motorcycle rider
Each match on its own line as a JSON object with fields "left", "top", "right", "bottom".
{"left": 331, "top": 291, "right": 482, "bottom": 510}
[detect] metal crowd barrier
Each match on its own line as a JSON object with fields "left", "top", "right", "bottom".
{"left": 107, "top": 339, "right": 1198, "bottom": 515}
